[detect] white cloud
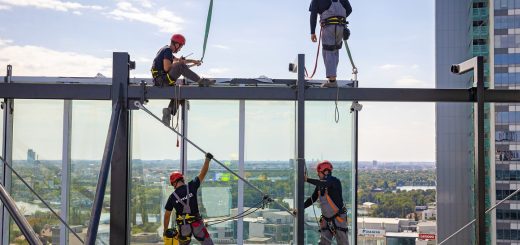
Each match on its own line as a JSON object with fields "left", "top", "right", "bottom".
{"left": 379, "top": 64, "right": 402, "bottom": 70}
{"left": 0, "top": 0, "right": 103, "bottom": 12}
{"left": 107, "top": 2, "right": 184, "bottom": 33}
{"left": 135, "top": 0, "right": 153, "bottom": 8}
{"left": 0, "top": 38, "right": 111, "bottom": 76}
{"left": 394, "top": 76, "right": 430, "bottom": 88}
{"left": 0, "top": 38, "right": 13, "bottom": 46}
{"left": 212, "top": 44, "right": 230, "bottom": 50}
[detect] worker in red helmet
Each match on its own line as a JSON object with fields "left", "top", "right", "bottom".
{"left": 151, "top": 34, "right": 216, "bottom": 125}
{"left": 303, "top": 160, "right": 348, "bottom": 244}
{"left": 163, "top": 152, "right": 214, "bottom": 245}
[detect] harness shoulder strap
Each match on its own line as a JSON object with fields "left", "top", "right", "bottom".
{"left": 172, "top": 183, "right": 191, "bottom": 213}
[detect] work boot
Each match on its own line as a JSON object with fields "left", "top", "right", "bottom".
{"left": 162, "top": 108, "right": 171, "bottom": 125}
{"left": 197, "top": 78, "right": 216, "bottom": 87}
{"left": 321, "top": 80, "right": 338, "bottom": 88}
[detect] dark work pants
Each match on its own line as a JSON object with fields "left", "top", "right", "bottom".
{"left": 154, "top": 63, "right": 201, "bottom": 112}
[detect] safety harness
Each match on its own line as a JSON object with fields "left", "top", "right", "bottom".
{"left": 320, "top": 16, "right": 349, "bottom": 51}
{"left": 151, "top": 46, "right": 176, "bottom": 86}
{"left": 321, "top": 16, "right": 348, "bottom": 26}
{"left": 318, "top": 188, "right": 348, "bottom": 235}
{"left": 151, "top": 68, "right": 176, "bottom": 86}
{"left": 171, "top": 183, "right": 209, "bottom": 243}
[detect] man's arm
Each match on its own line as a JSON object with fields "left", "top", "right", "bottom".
{"left": 163, "top": 59, "right": 172, "bottom": 72}
{"left": 306, "top": 177, "right": 335, "bottom": 189}
{"left": 198, "top": 152, "right": 213, "bottom": 183}
{"left": 309, "top": 0, "right": 318, "bottom": 35}
{"left": 342, "top": 0, "right": 352, "bottom": 17}
{"left": 163, "top": 210, "right": 171, "bottom": 233}
{"left": 304, "top": 187, "right": 319, "bottom": 208}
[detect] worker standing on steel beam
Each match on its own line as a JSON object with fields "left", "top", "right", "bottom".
{"left": 163, "top": 152, "right": 214, "bottom": 245}
{"left": 151, "top": 34, "right": 216, "bottom": 125}
{"left": 309, "top": 0, "right": 352, "bottom": 88}
{"left": 303, "top": 161, "right": 349, "bottom": 245}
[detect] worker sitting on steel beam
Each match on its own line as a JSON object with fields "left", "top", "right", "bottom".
{"left": 309, "top": 0, "right": 352, "bottom": 88}
{"left": 304, "top": 160, "right": 349, "bottom": 245}
{"left": 163, "top": 152, "right": 214, "bottom": 245}
{"left": 151, "top": 34, "right": 215, "bottom": 125}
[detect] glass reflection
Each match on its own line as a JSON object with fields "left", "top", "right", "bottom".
{"left": 11, "top": 99, "right": 63, "bottom": 244}
{"left": 70, "top": 100, "right": 111, "bottom": 244}
{"left": 305, "top": 101, "right": 354, "bottom": 245}
{"left": 188, "top": 101, "right": 239, "bottom": 243}
{"left": 131, "top": 100, "right": 181, "bottom": 244}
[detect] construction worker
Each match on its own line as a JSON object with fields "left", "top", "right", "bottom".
{"left": 304, "top": 160, "right": 348, "bottom": 245}
{"left": 309, "top": 0, "right": 352, "bottom": 88}
{"left": 163, "top": 152, "right": 214, "bottom": 245}
{"left": 151, "top": 34, "right": 215, "bottom": 125}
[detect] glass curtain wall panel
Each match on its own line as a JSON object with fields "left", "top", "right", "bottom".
{"left": 131, "top": 100, "right": 182, "bottom": 244}
{"left": 70, "top": 100, "right": 111, "bottom": 244}
{"left": 243, "top": 101, "right": 295, "bottom": 244}
{"left": 186, "top": 101, "right": 239, "bottom": 244}
{"left": 494, "top": 103, "right": 520, "bottom": 243}
{"left": 304, "top": 101, "right": 353, "bottom": 245}
{"left": 11, "top": 99, "right": 63, "bottom": 244}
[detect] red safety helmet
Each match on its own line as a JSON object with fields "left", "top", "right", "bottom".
{"left": 316, "top": 160, "right": 333, "bottom": 173}
{"left": 171, "top": 34, "right": 186, "bottom": 46}
{"left": 169, "top": 171, "right": 184, "bottom": 185}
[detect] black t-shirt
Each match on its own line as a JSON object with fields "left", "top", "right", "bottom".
{"left": 165, "top": 177, "right": 201, "bottom": 215}
{"left": 304, "top": 175, "right": 344, "bottom": 210}
{"left": 152, "top": 45, "right": 176, "bottom": 73}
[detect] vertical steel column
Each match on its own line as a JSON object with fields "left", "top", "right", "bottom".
{"left": 294, "top": 54, "right": 305, "bottom": 244}
{"left": 60, "top": 100, "right": 72, "bottom": 244}
{"left": 237, "top": 100, "right": 245, "bottom": 245}
{"left": 110, "top": 52, "right": 131, "bottom": 244}
{"left": 180, "top": 101, "right": 188, "bottom": 174}
{"left": 1, "top": 65, "right": 13, "bottom": 245}
{"left": 474, "top": 56, "right": 485, "bottom": 245}
{"left": 85, "top": 100, "right": 121, "bottom": 245}
{"left": 352, "top": 80, "right": 359, "bottom": 245}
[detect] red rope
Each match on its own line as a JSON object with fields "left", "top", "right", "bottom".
{"left": 305, "top": 27, "right": 322, "bottom": 79}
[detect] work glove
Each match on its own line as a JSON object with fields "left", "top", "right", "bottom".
{"left": 164, "top": 228, "right": 177, "bottom": 238}
{"left": 206, "top": 152, "right": 213, "bottom": 160}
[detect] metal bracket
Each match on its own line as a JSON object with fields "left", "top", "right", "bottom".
{"left": 129, "top": 80, "right": 148, "bottom": 110}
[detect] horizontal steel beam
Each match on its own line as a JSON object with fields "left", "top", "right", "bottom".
{"left": 0, "top": 83, "right": 111, "bottom": 100}
{"left": 2, "top": 82, "right": 520, "bottom": 103}
{"left": 306, "top": 88, "right": 476, "bottom": 102}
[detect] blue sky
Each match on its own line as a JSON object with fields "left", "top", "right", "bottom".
{"left": 0, "top": 0, "right": 436, "bottom": 162}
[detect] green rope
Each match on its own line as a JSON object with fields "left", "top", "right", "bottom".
{"left": 344, "top": 40, "right": 357, "bottom": 71}
{"left": 201, "top": 0, "right": 213, "bottom": 61}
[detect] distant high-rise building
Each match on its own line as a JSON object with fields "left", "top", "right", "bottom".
{"left": 27, "top": 149, "right": 35, "bottom": 162}
{"left": 436, "top": 0, "right": 520, "bottom": 244}
{"left": 372, "top": 160, "right": 377, "bottom": 168}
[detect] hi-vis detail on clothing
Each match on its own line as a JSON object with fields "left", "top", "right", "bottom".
{"left": 318, "top": 188, "right": 349, "bottom": 245}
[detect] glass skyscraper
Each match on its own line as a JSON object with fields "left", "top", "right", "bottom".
{"left": 437, "top": 0, "right": 520, "bottom": 244}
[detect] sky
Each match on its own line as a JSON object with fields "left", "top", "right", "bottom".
{"left": 0, "top": 0, "right": 436, "bottom": 162}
